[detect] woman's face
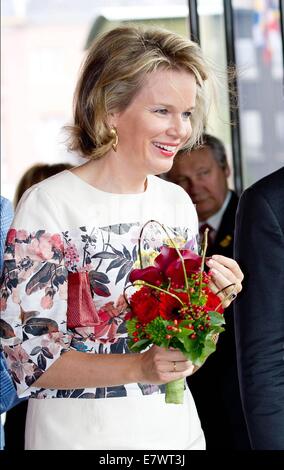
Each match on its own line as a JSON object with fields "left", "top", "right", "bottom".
{"left": 111, "top": 68, "right": 197, "bottom": 176}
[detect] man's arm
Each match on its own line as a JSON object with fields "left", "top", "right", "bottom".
{"left": 234, "top": 187, "right": 284, "bottom": 450}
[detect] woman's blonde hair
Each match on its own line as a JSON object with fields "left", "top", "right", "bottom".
{"left": 66, "top": 25, "right": 213, "bottom": 159}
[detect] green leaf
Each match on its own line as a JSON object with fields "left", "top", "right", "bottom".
{"left": 210, "top": 325, "right": 225, "bottom": 335}
{"left": 169, "top": 337, "right": 185, "bottom": 351}
{"left": 207, "top": 310, "right": 225, "bottom": 326}
{"left": 193, "top": 339, "right": 217, "bottom": 366}
{"left": 129, "top": 339, "right": 151, "bottom": 351}
{"left": 178, "top": 334, "right": 204, "bottom": 364}
{"left": 202, "top": 338, "right": 216, "bottom": 357}
{"left": 181, "top": 326, "right": 195, "bottom": 336}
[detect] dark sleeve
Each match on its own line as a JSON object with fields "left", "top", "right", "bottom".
{"left": 234, "top": 187, "right": 284, "bottom": 450}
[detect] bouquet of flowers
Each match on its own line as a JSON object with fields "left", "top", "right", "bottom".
{"left": 125, "top": 220, "right": 229, "bottom": 405}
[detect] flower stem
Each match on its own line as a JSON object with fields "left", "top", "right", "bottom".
{"left": 138, "top": 220, "right": 190, "bottom": 302}
{"left": 137, "top": 219, "right": 190, "bottom": 302}
{"left": 134, "top": 280, "right": 185, "bottom": 307}
{"left": 165, "top": 378, "right": 184, "bottom": 404}
{"left": 198, "top": 228, "right": 208, "bottom": 300}
{"left": 160, "top": 225, "right": 190, "bottom": 301}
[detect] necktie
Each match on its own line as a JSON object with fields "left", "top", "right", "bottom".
{"left": 199, "top": 223, "right": 215, "bottom": 251}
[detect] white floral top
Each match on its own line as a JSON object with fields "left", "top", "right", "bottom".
{"left": 0, "top": 170, "right": 198, "bottom": 400}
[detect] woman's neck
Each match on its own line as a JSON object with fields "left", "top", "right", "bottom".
{"left": 72, "top": 156, "right": 148, "bottom": 194}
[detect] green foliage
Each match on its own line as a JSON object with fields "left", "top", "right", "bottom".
{"left": 127, "top": 312, "right": 225, "bottom": 367}
{"left": 126, "top": 318, "right": 137, "bottom": 336}
{"left": 208, "top": 310, "right": 225, "bottom": 326}
{"left": 145, "top": 317, "right": 169, "bottom": 348}
{"left": 129, "top": 338, "right": 151, "bottom": 351}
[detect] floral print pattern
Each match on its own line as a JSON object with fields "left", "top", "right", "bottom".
{"left": 0, "top": 221, "right": 196, "bottom": 399}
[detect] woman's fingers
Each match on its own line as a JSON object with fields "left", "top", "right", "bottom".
{"left": 141, "top": 345, "right": 195, "bottom": 384}
{"left": 206, "top": 256, "right": 243, "bottom": 289}
{"left": 206, "top": 255, "right": 244, "bottom": 307}
{"left": 160, "top": 358, "right": 194, "bottom": 374}
{"left": 210, "top": 255, "right": 244, "bottom": 282}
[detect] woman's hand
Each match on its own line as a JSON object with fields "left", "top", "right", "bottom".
{"left": 206, "top": 254, "right": 244, "bottom": 308}
{"left": 138, "top": 345, "right": 195, "bottom": 385}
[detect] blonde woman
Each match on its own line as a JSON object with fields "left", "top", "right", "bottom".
{"left": 1, "top": 26, "right": 243, "bottom": 450}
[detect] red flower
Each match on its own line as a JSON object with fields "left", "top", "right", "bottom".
{"left": 154, "top": 246, "right": 180, "bottom": 271}
{"left": 158, "top": 293, "right": 181, "bottom": 321}
{"left": 204, "top": 288, "right": 224, "bottom": 314}
{"left": 165, "top": 251, "right": 202, "bottom": 288}
{"left": 129, "top": 286, "right": 160, "bottom": 324}
{"left": 129, "top": 266, "right": 164, "bottom": 285}
{"left": 130, "top": 246, "right": 202, "bottom": 288}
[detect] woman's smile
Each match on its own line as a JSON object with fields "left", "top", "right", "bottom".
{"left": 152, "top": 141, "right": 179, "bottom": 157}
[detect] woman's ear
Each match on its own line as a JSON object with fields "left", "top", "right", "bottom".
{"left": 106, "top": 112, "right": 119, "bottom": 129}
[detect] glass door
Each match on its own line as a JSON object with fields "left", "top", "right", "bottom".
{"left": 232, "top": 0, "right": 284, "bottom": 186}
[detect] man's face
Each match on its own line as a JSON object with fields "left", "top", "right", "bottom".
{"left": 167, "top": 145, "right": 230, "bottom": 221}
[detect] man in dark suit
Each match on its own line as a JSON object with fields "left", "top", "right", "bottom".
{"left": 166, "top": 134, "right": 250, "bottom": 449}
{"left": 234, "top": 166, "right": 284, "bottom": 450}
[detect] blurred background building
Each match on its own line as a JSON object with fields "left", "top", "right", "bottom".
{"left": 1, "top": 0, "right": 284, "bottom": 200}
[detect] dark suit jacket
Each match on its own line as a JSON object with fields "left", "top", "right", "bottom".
{"left": 234, "top": 167, "right": 284, "bottom": 450}
{"left": 188, "top": 191, "right": 251, "bottom": 449}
